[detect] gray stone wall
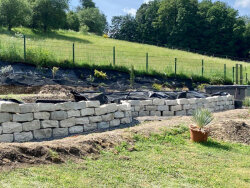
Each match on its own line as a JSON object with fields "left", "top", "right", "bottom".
{"left": 0, "top": 95, "right": 234, "bottom": 143}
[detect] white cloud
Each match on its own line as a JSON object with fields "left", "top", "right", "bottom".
{"left": 144, "top": 0, "right": 153, "bottom": 4}
{"left": 235, "top": 0, "right": 250, "bottom": 8}
{"left": 123, "top": 8, "right": 137, "bottom": 16}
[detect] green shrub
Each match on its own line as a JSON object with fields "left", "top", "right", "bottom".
{"left": 192, "top": 109, "right": 214, "bottom": 129}
{"left": 152, "top": 83, "right": 163, "bottom": 91}
{"left": 243, "top": 98, "right": 250, "bottom": 107}
{"left": 94, "top": 69, "right": 107, "bottom": 79}
{"left": 197, "top": 84, "right": 209, "bottom": 92}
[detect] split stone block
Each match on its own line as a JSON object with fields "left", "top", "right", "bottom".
{"left": 76, "top": 117, "right": 89, "bottom": 125}
{"left": 163, "top": 111, "right": 174, "bottom": 116}
{"left": 125, "top": 111, "right": 132, "bottom": 117}
{"left": 114, "top": 111, "right": 125, "bottom": 118}
{"left": 128, "top": 100, "right": 140, "bottom": 106}
{"left": 63, "top": 101, "right": 86, "bottom": 110}
{"left": 89, "top": 116, "right": 102, "bottom": 123}
{"left": 0, "top": 126, "right": 2, "bottom": 134}
{"left": 13, "top": 113, "right": 33, "bottom": 122}
{"left": 33, "top": 129, "right": 52, "bottom": 140}
{"left": 150, "top": 111, "right": 161, "bottom": 116}
{"left": 81, "top": 108, "right": 95, "bottom": 116}
{"left": 36, "top": 103, "right": 55, "bottom": 112}
{"left": 69, "top": 126, "right": 84, "bottom": 134}
{"left": 102, "top": 113, "right": 114, "bottom": 121}
{"left": 51, "top": 111, "right": 68, "bottom": 120}
{"left": 157, "top": 105, "right": 169, "bottom": 111}
{"left": 0, "top": 113, "right": 12, "bottom": 123}
{"left": 34, "top": 112, "right": 50, "bottom": 120}
{"left": 134, "top": 106, "right": 141, "bottom": 112}
{"left": 175, "top": 110, "right": 186, "bottom": 116}
{"left": 188, "top": 98, "right": 197, "bottom": 104}
{"left": 23, "top": 120, "right": 40, "bottom": 131}
{"left": 177, "top": 99, "right": 189, "bottom": 105}
{"left": 105, "top": 103, "right": 118, "bottom": 113}
{"left": 121, "top": 117, "right": 131, "bottom": 124}
{"left": 153, "top": 99, "right": 165, "bottom": 106}
{"left": 98, "top": 122, "right": 109, "bottom": 129}
{"left": 14, "top": 132, "right": 33, "bottom": 142}
{"left": 165, "top": 100, "right": 178, "bottom": 106}
{"left": 86, "top": 101, "right": 100, "bottom": 108}
{"left": 53, "top": 128, "right": 68, "bottom": 137}
{"left": 0, "top": 134, "right": 14, "bottom": 142}
{"left": 146, "top": 106, "right": 157, "bottom": 111}
{"left": 95, "top": 106, "right": 108, "bottom": 116}
{"left": 84, "top": 123, "right": 97, "bottom": 131}
{"left": 139, "top": 111, "right": 150, "bottom": 117}
{"left": 183, "top": 104, "right": 191, "bottom": 110}
{"left": 132, "top": 112, "right": 139, "bottom": 117}
{"left": 19, "top": 104, "right": 36, "bottom": 113}
{"left": 0, "top": 101, "right": 20, "bottom": 113}
{"left": 67, "top": 110, "right": 81, "bottom": 118}
{"left": 110, "top": 119, "right": 120, "bottom": 127}
{"left": 140, "top": 100, "right": 153, "bottom": 106}
{"left": 2, "top": 122, "right": 22, "bottom": 133}
{"left": 41, "top": 120, "right": 59, "bottom": 128}
{"left": 60, "top": 118, "right": 76, "bottom": 128}
{"left": 119, "top": 103, "right": 131, "bottom": 111}
{"left": 171, "top": 105, "right": 182, "bottom": 111}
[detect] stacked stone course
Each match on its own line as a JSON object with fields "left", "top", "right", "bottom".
{"left": 0, "top": 95, "right": 234, "bottom": 143}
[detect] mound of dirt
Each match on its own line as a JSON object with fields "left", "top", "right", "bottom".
{"left": 209, "top": 120, "right": 250, "bottom": 144}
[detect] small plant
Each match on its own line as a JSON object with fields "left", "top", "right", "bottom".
{"left": 130, "top": 65, "right": 135, "bottom": 88}
{"left": 87, "top": 75, "right": 95, "bottom": 82}
{"left": 192, "top": 109, "right": 214, "bottom": 129}
{"left": 152, "top": 83, "right": 163, "bottom": 91}
{"left": 243, "top": 97, "right": 250, "bottom": 107}
{"left": 0, "top": 65, "right": 13, "bottom": 76}
{"left": 103, "top": 34, "right": 109, "bottom": 38}
{"left": 197, "top": 84, "right": 209, "bottom": 92}
{"left": 51, "top": 67, "right": 59, "bottom": 79}
{"left": 94, "top": 70, "right": 107, "bottom": 79}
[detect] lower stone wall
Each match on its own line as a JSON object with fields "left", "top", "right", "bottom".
{"left": 0, "top": 95, "right": 234, "bottom": 143}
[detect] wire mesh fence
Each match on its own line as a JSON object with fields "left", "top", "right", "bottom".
{"left": 0, "top": 35, "right": 249, "bottom": 84}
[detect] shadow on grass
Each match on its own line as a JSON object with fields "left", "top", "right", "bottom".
{"left": 199, "top": 140, "right": 231, "bottom": 151}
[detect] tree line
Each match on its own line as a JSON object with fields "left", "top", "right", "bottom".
{"left": 110, "top": 0, "right": 250, "bottom": 59}
{"left": 0, "top": 0, "right": 107, "bottom": 34}
{"left": 0, "top": 0, "right": 249, "bottom": 59}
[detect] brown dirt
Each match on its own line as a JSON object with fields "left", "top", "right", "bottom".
{"left": 0, "top": 109, "right": 249, "bottom": 171}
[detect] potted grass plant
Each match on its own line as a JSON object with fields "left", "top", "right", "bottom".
{"left": 190, "top": 108, "right": 214, "bottom": 142}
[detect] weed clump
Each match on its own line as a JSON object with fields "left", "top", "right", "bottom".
{"left": 94, "top": 70, "right": 107, "bottom": 79}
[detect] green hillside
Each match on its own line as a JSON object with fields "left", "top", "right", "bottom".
{"left": 0, "top": 27, "right": 249, "bottom": 83}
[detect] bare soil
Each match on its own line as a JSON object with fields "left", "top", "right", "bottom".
{"left": 0, "top": 109, "right": 249, "bottom": 171}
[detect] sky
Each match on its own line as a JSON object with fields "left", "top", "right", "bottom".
{"left": 70, "top": 0, "right": 250, "bottom": 23}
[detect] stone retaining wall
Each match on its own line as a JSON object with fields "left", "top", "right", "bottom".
{"left": 0, "top": 95, "right": 234, "bottom": 143}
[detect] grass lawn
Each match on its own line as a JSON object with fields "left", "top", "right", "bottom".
{"left": 0, "top": 27, "right": 249, "bottom": 82}
{"left": 0, "top": 126, "right": 249, "bottom": 188}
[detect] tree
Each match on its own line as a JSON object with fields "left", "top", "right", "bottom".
{"left": 110, "top": 15, "right": 138, "bottom": 41}
{"left": 78, "top": 8, "right": 107, "bottom": 35}
{"left": 80, "top": 0, "right": 95, "bottom": 9}
{"left": 0, "top": 0, "right": 31, "bottom": 30}
{"left": 30, "top": 0, "right": 69, "bottom": 32}
{"left": 65, "top": 11, "right": 80, "bottom": 31}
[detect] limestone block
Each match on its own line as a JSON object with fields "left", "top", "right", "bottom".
{"left": 165, "top": 100, "right": 178, "bottom": 106}
{"left": 114, "top": 111, "right": 125, "bottom": 118}
{"left": 131, "top": 107, "right": 135, "bottom": 112}
{"left": 98, "top": 122, "right": 109, "bottom": 129}
{"left": 13, "top": 113, "right": 33, "bottom": 122}
{"left": 0, "top": 101, "right": 20, "bottom": 113}
{"left": 34, "top": 112, "right": 50, "bottom": 120}
{"left": 41, "top": 120, "right": 59, "bottom": 128}
{"left": 125, "top": 111, "right": 132, "bottom": 117}
{"left": 0, "top": 126, "right": 2, "bottom": 134}
{"left": 95, "top": 106, "right": 108, "bottom": 116}
{"left": 102, "top": 113, "right": 114, "bottom": 121}
{"left": 128, "top": 100, "right": 140, "bottom": 106}
{"left": 0, "top": 113, "right": 12, "bottom": 123}
{"left": 69, "top": 126, "right": 84, "bottom": 134}
{"left": 86, "top": 101, "right": 100, "bottom": 108}
{"left": 81, "top": 108, "right": 95, "bottom": 116}
{"left": 0, "top": 134, "right": 13, "bottom": 142}
{"left": 23, "top": 120, "right": 40, "bottom": 131}
{"left": 146, "top": 106, "right": 157, "bottom": 111}
{"left": 227, "top": 95, "right": 234, "bottom": 101}
{"left": 2, "top": 122, "right": 22, "bottom": 133}
{"left": 36, "top": 103, "right": 55, "bottom": 112}
{"left": 177, "top": 98, "right": 189, "bottom": 105}
{"left": 84, "top": 123, "right": 97, "bottom": 131}
{"left": 157, "top": 105, "right": 169, "bottom": 111}
{"left": 134, "top": 106, "right": 141, "bottom": 112}
{"left": 119, "top": 102, "right": 131, "bottom": 111}
{"left": 19, "top": 104, "right": 36, "bottom": 113}
{"left": 75, "top": 117, "right": 89, "bottom": 125}
{"left": 153, "top": 99, "right": 165, "bottom": 106}
{"left": 53, "top": 128, "right": 68, "bottom": 137}
{"left": 105, "top": 103, "right": 118, "bottom": 113}
{"left": 89, "top": 116, "right": 102, "bottom": 123}
{"left": 183, "top": 104, "right": 191, "bottom": 110}
{"left": 110, "top": 119, "right": 120, "bottom": 127}
{"left": 132, "top": 112, "right": 139, "bottom": 117}
{"left": 188, "top": 98, "right": 197, "bottom": 104}
{"left": 121, "top": 117, "right": 131, "bottom": 124}
{"left": 140, "top": 100, "right": 153, "bottom": 106}
{"left": 171, "top": 105, "right": 182, "bottom": 111}
{"left": 67, "top": 110, "right": 81, "bottom": 118}
{"left": 51, "top": 111, "right": 68, "bottom": 120}
{"left": 187, "top": 109, "right": 194, "bottom": 116}
{"left": 175, "top": 110, "right": 186, "bottom": 116}
{"left": 33, "top": 129, "right": 52, "bottom": 140}
{"left": 139, "top": 111, "right": 149, "bottom": 116}
{"left": 212, "top": 96, "right": 219, "bottom": 102}
{"left": 63, "top": 101, "right": 86, "bottom": 110}
{"left": 60, "top": 118, "right": 76, "bottom": 128}
{"left": 150, "top": 111, "right": 161, "bottom": 116}
{"left": 162, "top": 111, "right": 174, "bottom": 116}
{"left": 14, "top": 132, "right": 33, "bottom": 142}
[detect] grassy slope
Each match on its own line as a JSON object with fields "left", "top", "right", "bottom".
{"left": 0, "top": 27, "right": 249, "bottom": 81}
{"left": 0, "top": 127, "right": 249, "bottom": 187}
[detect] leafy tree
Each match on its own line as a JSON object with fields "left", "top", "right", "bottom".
{"left": 110, "top": 15, "right": 138, "bottom": 41}
{"left": 30, "top": 0, "right": 69, "bottom": 32}
{"left": 0, "top": 0, "right": 31, "bottom": 30}
{"left": 80, "top": 0, "right": 95, "bottom": 9}
{"left": 65, "top": 11, "right": 80, "bottom": 31}
{"left": 78, "top": 8, "right": 107, "bottom": 35}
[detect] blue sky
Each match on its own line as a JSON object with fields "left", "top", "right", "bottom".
{"left": 70, "top": 0, "right": 250, "bottom": 23}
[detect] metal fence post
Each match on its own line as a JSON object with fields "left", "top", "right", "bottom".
{"left": 232, "top": 67, "right": 235, "bottom": 84}
{"left": 224, "top": 64, "right": 226, "bottom": 80}
{"left": 24, "top": 35, "right": 26, "bottom": 62}
{"left": 146, "top": 53, "right": 149, "bottom": 72}
{"left": 246, "top": 73, "right": 248, "bottom": 84}
{"left": 175, "top": 58, "right": 177, "bottom": 77}
{"left": 73, "top": 43, "right": 75, "bottom": 64}
{"left": 236, "top": 64, "right": 239, "bottom": 85}
{"left": 113, "top": 46, "right": 116, "bottom": 66}
{"left": 240, "top": 64, "right": 243, "bottom": 85}
{"left": 202, "top": 59, "right": 204, "bottom": 77}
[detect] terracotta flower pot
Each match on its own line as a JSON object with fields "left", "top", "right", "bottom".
{"left": 189, "top": 126, "right": 209, "bottom": 143}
